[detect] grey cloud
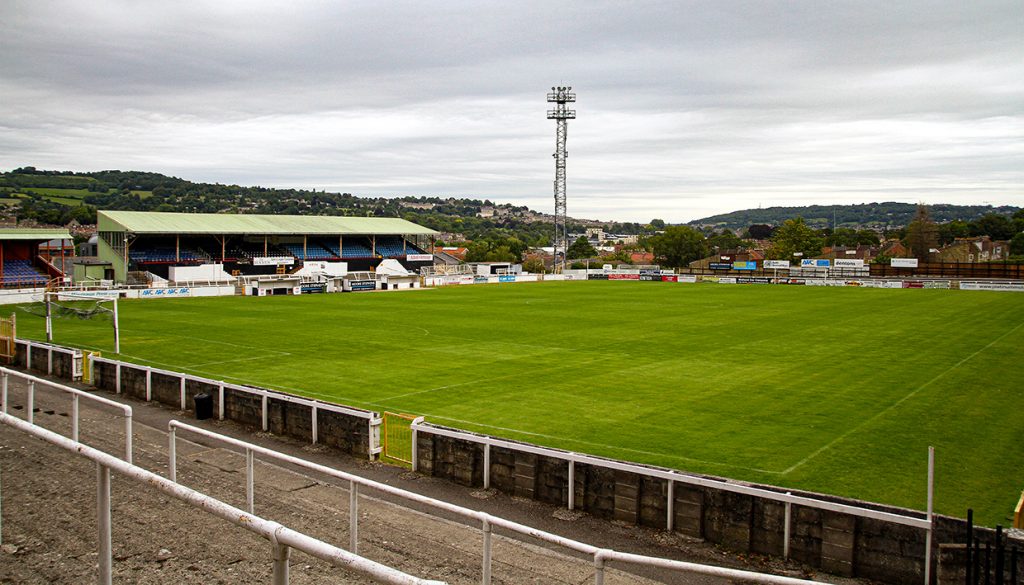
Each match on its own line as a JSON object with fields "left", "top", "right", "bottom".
{"left": 1, "top": 0, "right": 1022, "bottom": 221}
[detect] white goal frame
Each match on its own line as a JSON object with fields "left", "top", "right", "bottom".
{"left": 43, "top": 291, "right": 121, "bottom": 354}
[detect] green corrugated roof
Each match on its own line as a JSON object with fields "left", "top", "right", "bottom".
{"left": 0, "top": 228, "right": 72, "bottom": 241}
{"left": 97, "top": 211, "right": 437, "bottom": 236}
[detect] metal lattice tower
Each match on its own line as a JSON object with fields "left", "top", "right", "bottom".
{"left": 547, "top": 86, "right": 575, "bottom": 273}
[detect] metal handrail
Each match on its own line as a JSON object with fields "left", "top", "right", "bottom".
{"left": 0, "top": 366, "right": 132, "bottom": 463}
{"left": 168, "top": 420, "right": 828, "bottom": 585}
{"left": 0, "top": 413, "right": 444, "bottom": 585}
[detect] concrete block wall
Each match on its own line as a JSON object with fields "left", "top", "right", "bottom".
{"left": 92, "top": 360, "right": 372, "bottom": 458}
{"left": 413, "top": 425, "right": 989, "bottom": 585}
{"left": 15, "top": 342, "right": 76, "bottom": 380}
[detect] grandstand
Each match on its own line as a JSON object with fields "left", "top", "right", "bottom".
{"left": 0, "top": 228, "right": 72, "bottom": 289}
{"left": 96, "top": 211, "right": 436, "bottom": 283}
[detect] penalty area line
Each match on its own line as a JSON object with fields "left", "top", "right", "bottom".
{"left": 781, "top": 319, "right": 1024, "bottom": 476}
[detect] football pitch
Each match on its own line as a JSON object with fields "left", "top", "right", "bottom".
{"left": 14, "top": 281, "right": 1024, "bottom": 525}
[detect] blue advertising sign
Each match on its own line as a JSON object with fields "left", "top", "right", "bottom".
{"left": 732, "top": 261, "right": 757, "bottom": 271}
{"left": 498, "top": 275, "right": 515, "bottom": 283}
{"left": 801, "top": 259, "right": 831, "bottom": 268}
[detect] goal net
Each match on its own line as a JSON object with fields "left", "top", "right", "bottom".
{"left": 18, "top": 292, "right": 121, "bottom": 353}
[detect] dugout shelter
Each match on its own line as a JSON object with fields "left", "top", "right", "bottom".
{"left": 96, "top": 211, "right": 437, "bottom": 283}
{"left": 0, "top": 228, "right": 73, "bottom": 289}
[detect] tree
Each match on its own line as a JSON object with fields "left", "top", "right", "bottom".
{"left": 937, "top": 220, "right": 969, "bottom": 246}
{"left": 566, "top": 236, "right": 597, "bottom": 259}
{"left": 706, "top": 229, "right": 745, "bottom": 252}
{"left": 904, "top": 205, "right": 939, "bottom": 260}
{"left": 649, "top": 226, "right": 707, "bottom": 268}
{"left": 649, "top": 219, "right": 666, "bottom": 230}
{"left": 1010, "top": 232, "right": 1024, "bottom": 257}
{"left": 969, "top": 214, "right": 1016, "bottom": 241}
{"left": 766, "top": 217, "right": 823, "bottom": 260}
{"left": 745, "top": 224, "right": 774, "bottom": 240}
{"left": 522, "top": 257, "right": 546, "bottom": 273}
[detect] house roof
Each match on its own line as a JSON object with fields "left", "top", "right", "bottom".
{"left": 97, "top": 211, "right": 437, "bottom": 236}
{"left": 0, "top": 228, "right": 72, "bottom": 241}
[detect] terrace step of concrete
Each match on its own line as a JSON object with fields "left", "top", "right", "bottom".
{"left": 0, "top": 375, "right": 856, "bottom": 584}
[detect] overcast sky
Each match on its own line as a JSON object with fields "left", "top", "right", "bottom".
{"left": 2, "top": 1, "right": 1022, "bottom": 222}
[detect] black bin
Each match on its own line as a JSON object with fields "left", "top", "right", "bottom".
{"left": 194, "top": 393, "right": 213, "bottom": 420}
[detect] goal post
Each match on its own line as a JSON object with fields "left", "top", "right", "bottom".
{"left": 31, "top": 291, "right": 121, "bottom": 355}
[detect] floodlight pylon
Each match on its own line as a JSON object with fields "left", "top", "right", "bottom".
{"left": 546, "top": 86, "right": 575, "bottom": 273}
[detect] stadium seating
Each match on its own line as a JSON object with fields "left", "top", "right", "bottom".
{"left": 282, "top": 242, "right": 335, "bottom": 261}
{"left": 337, "top": 237, "right": 373, "bottom": 258}
{"left": 129, "top": 247, "right": 204, "bottom": 263}
{"left": 1, "top": 260, "right": 49, "bottom": 287}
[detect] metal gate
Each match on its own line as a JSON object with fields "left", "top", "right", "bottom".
{"left": 381, "top": 412, "right": 417, "bottom": 465}
{"left": 0, "top": 313, "right": 15, "bottom": 363}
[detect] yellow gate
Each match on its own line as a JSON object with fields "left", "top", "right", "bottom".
{"left": 381, "top": 412, "right": 417, "bottom": 465}
{"left": 82, "top": 351, "right": 101, "bottom": 384}
{"left": 0, "top": 313, "right": 15, "bottom": 364}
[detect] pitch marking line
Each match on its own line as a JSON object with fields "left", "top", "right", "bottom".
{"left": 781, "top": 319, "right": 1024, "bottom": 476}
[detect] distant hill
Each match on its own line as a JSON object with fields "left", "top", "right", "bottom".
{"left": 0, "top": 167, "right": 649, "bottom": 244}
{"left": 690, "top": 202, "right": 1020, "bottom": 230}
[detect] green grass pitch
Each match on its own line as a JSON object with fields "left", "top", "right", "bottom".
{"left": 13, "top": 281, "right": 1024, "bottom": 525}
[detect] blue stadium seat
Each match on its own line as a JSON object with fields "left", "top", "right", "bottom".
{"left": 1, "top": 260, "right": 49, "bottom": 287}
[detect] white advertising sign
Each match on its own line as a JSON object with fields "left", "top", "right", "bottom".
{"left": 960, "top": 281, "right": 1024, "bottom": 292}
{"left": 253, "top": 256, "right": 294, "bottom": 266}
{"left": 891, "top": 258, "right": 918, "bottom": 268}
{"left": 764, "top": 260, "right": 791, "bottom": 269}
{"left": 406, "top": 254, "right": 433, "bottom": 262}
{"left": 834, "top": 259, "right": 864, "bottom": 268}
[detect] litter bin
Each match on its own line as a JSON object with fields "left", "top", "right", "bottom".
{"left": 194, "top": 393, "right": 213, "bottom": 420}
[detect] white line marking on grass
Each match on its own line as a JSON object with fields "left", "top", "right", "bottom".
{"left": 781, "top": 319, "right": 1024, "bottom": 476}
{"left": 187, "top": 354, "right": 283, "bottom": 368}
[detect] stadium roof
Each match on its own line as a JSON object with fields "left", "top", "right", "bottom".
{"left": 98, "top": 211, "right": 437, "bottom": 236}
{"left": 0, "top": 228, "right": 72, "bottom": 241}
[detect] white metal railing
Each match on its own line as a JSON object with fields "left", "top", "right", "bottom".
{"left": 167, "top": 420, "right": 829, "bottom": 585}
{"left": 0, "top": 366, "right": 132, "bottom": 463}
{"left": 16, "top": 338, "right": 83, "bottom": 380}
{"left": 90, "top": 355, "right": 382, "bottom": 458}
{"left": 412, "top": 421, "right": 935, "bottom": 580}
{"left": 0, "top": 413, "right": 444, "bottom": 585}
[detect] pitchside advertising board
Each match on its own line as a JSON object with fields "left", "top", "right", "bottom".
{"left": 764, "top": 260, "right": 790, "bottom": 269}
{"left": 834, "top": 259, "right": 864, "bottom": 268}
{"left": 709, "top": 263, "right": 732, "bottom": 270}
{"left": 891, "top": 258, "right": 918, "bottom": 268}
{"left": 960, "top": 281, "right": 1024, "bottom": 292}
{"left": 801, "top": 259, "right": 831, "bottom": 268}
{"left": 732, "top": 261, "right": 757, "bottom": 271}
{"left": 405, "top": 254, "right": 433, "bottom": 262}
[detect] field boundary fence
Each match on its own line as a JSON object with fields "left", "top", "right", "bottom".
{"left": 87, "top": 354, "right": 383, "bottom": 459}
{"left": 14, "top": 338, "right": 85, "bottom": 380}
{"left": 0, "top": 413, "right": 444, "bottom": 585}
{"left": 412, "top": 420, "right": 945, "bottom": 584}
